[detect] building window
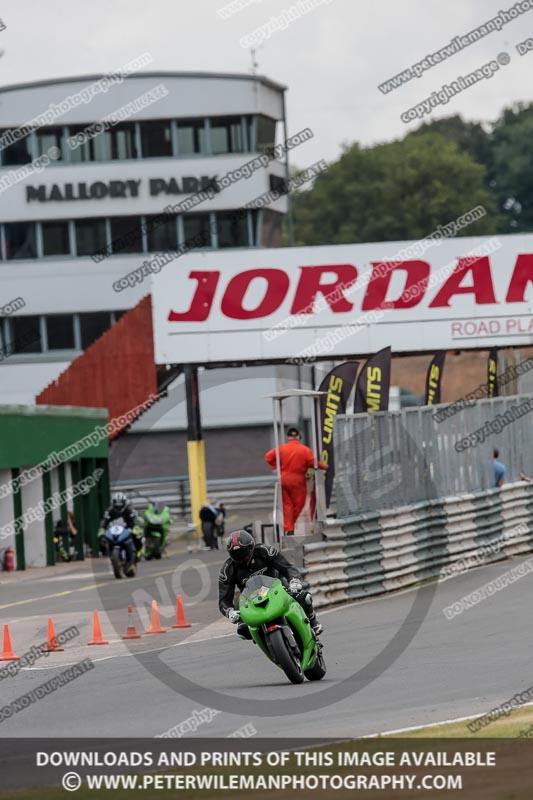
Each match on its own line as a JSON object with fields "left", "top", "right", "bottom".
{"left": 0, "top": 128, "right": 32, "bottom": 166}
{"left": 210, "top": 116, "right": 244, "bottom": 154}
{"left": 249, "top": 209, "right": 259, "bottom": 246}
{"left": 146, "top": 214, "right": 177, "bottom": 251}
{"left": 110, "top": 216, "right": 143, "bottom": 254}
{"left": 217, "top": 210, "right": 250, "bottom": 248}
{"left": 256, "top": 115, "right": 277, "bottom": 155}
{"left": 261, "top": 209, "right": 283, "bottom": 247}
{"left": 176, "top": 119, "right": 207, "bottom": 154}
{"left": 41, "top": 221, "right": 71, "bottom": 256}
{"left": 67, "top": 125, "right": 108, "bottom": 162}
{"left": 245, "top": 116, "right": 254, "bottom": 152}
{"left": 75, "top": 218, "right": 107, "bottom": 257}
{"left": 269, "top": 174, "right": 289, "bottom": 195}
{"left": 140, "top": 121, "right": 172, "bottom": 158}
{"left": 46, "top": 315, "right": 75, "bottom": 350}
{"left": 35, "top": 127, "right": 63, "bottom": 159}
{"left": 5, "top": 222, "right": 37, "bottom": 259}
{"left": 110, "top": 123, "right": 138, "bottom": 160}
{"left": 9, "top": 315, "right": 42, "bottom": 354}
{"left": 79, "top": 311, "right": 112, "bottom": 349}
{"left": 183, "top": 214, "right": 212, "bottom": 249}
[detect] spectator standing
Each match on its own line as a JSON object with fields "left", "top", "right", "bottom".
{"left": 493, "top": 448, "right": 506, "bottom": 487}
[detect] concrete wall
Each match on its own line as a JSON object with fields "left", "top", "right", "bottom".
{"left": 110, "top": 425, "right": 274, "bottom": 481}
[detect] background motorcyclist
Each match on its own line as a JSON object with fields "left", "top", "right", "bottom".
{"left": 218, "top": 529, "right": 323, "bottom": 637}
{"left": 98, "top": 491, "right": 142, "bottom": 557}
{"left": 142, "top": 500, "right": 171, "bottom": 555}
{"left": 53, "top": 510, "right": 77, "bottom": 562}
{"left": 199, "top": 499, "right": 223, "bottom": 550}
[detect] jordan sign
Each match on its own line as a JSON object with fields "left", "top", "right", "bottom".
{"left": 151, "top": 234, "right": 533, "bottom": 364}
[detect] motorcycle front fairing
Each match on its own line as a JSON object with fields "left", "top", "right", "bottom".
{"left": 239, "top": 575, "right": 315, "bottom": 670}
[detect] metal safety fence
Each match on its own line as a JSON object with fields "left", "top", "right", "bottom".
{"left": 334, "top": 394, "right": 533, "bottom": 518}
{"left": 304, "top": 481, "right": 533, "bottom": 608}
{"left": 111, "top": 474, "right": 277, "bottom": 518}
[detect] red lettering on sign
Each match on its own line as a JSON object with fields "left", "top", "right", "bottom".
{"left": 429, "top": 257, "right": 497, "bottom": 308}
{"left": 220, "top": 269, "right": 290, "bottom": 320}
{"left": 167, "top": 271, "right": 220, "bottom": 322}
{"left": 362, "top": 261, "right": 430, "bottom": 310}
{"left": 290, "top": 265, "right": 358, "bottom": 315}
{"left": 506, "top": 254, "right": 533, "bottom": 302}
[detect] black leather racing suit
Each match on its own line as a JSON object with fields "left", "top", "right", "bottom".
{"left": 218, "top": 543, "right": 318, "bottom": 635}
{"left": 99, "top": 505, "right": 142, "bottom": 555}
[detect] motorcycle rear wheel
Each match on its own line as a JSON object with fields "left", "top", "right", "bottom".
{"left": 110, "top": 549, "right": 123, "bottom": 579}
{"left": 268, "top": 629, "right": 304, "bottom": 684}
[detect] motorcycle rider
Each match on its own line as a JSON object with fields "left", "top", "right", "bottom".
{"left": 97, "top": 491, "right": 143, "bottom": 558}
{"left": 143, "top": 500, "right": 171, "bottom": 555}
{"left": 218, "top": 529, "right": 323, "bottom": 638}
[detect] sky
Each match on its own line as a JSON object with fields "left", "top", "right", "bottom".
{"left": 0, "top": 0, "right": 531, "bottom": 170}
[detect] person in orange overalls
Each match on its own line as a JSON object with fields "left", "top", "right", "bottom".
{"left": 265, "top": 427, "right": 327, "bottom": 535}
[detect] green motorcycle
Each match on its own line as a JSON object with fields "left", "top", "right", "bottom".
{"left": 142, "top": 501, "right": 171, "bottom": 560}
{"left": 239, "top": 574, "right": 326, "bottom": 685}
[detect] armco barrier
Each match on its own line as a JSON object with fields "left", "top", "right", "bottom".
{"left": 112, "top": 475, "right": 277, "bottom": 517}
{"left": 304, "top": 482, "right": 533, "bottom": 608}
{"left": 112, "top": 474, "right": 337, "bottom": 518}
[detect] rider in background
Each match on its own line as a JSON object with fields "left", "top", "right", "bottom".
{"left": 98, "top": 491, "right": 142, "bottom": 557}
{"left": 218, "top": 529, "right": 323, "bottom": 637}
{"left": 199, "top": 499, "right": 223, "bottom": 550}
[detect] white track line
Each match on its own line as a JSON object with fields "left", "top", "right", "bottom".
{"left": 19, "top": 632, "right": 235, "bottom": 671}
{"left": 363, "top": 702, "right": 533, "bottom": 738}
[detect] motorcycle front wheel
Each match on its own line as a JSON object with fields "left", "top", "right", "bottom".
{"left": 110, "top": 548, "right": 123, "bottom": 579}
{"left": 304, "top": 648, "right": 327, "bottom": 681}
{"left": 268, "top": 628, "right": 304, "bottom": 684}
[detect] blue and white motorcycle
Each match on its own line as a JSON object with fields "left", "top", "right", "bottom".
{"left": 103, "top": 522, "right": 137, "bottom": 579}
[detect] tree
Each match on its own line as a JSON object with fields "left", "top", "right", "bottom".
{"left": 292, "top": 132, "right": 499, "bottom": 246}
{"left": 409, "top": 116, "right": 492, "bottom": 173}
{"left": 487, "top": 103, "right": 533, "bottom": 233}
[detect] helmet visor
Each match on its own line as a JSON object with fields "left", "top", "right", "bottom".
{"left": 230, "top": 545, "right": 253, "bottom": 563}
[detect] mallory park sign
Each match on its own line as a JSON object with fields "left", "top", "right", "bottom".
{"left": 26, "top": 176, "right": 218, "bottom": 203}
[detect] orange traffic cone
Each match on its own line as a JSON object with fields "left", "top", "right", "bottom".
{"left": 0, "top": 624, "right": 19, "bottom": 661}
{"left": 172, "top": 595, "right": 192, "bottom": 629}
{"left": 145, "top": 600, "right": 167, "bottom": 634}
{"left": 44, "top": 618, "right": 64, "bottom": 652}
{"left": 122, "top": 606, "right": 141, "bottom": 640}
{"left": 87, "top": 610, "right": 109, "bottom": 645}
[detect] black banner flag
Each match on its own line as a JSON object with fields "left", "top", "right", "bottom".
{"left": 487, "top": 347, "right": 499, "bottom": 398}
{"left": 353, "top": 346, "right": 391, "bottom": 414}
{"left": 317, "top": 361, "right": 359, "bottom": 506}
{"left": 425, "top": 351, "right": 446, "bottom": 405}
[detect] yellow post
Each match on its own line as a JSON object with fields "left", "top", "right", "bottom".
{"left": 187, "top": 439, "right": 207, "bottom": 539}
{"left": 184, "top": 366, "right": 207, "bottom": 542}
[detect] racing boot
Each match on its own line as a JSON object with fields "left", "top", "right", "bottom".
{"left": 309, "top": 615, "right": 323, "bottom": 636}
{"left": 237, "top": 622, "right": 252, "bottom": 641}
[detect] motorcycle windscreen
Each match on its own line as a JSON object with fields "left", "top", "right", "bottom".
{"left": 241, "top": 575, "right": 276, "bottom": 601}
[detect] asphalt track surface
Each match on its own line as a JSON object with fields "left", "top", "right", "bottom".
{"left": 1, "top": 545, "right": 532, "bottom": 739}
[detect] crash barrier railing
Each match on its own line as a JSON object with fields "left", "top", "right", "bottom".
{"left": 112, "top": 474, "right": 278, "bottom": 518}
{"left": 113, "top": 474, "right": 337, "bottom": 520}
{"left": 303, "top": 481, "right": 533, "bottom": 608}
{"left": 334, "top": 393, "right": 533, "bottom": 518}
